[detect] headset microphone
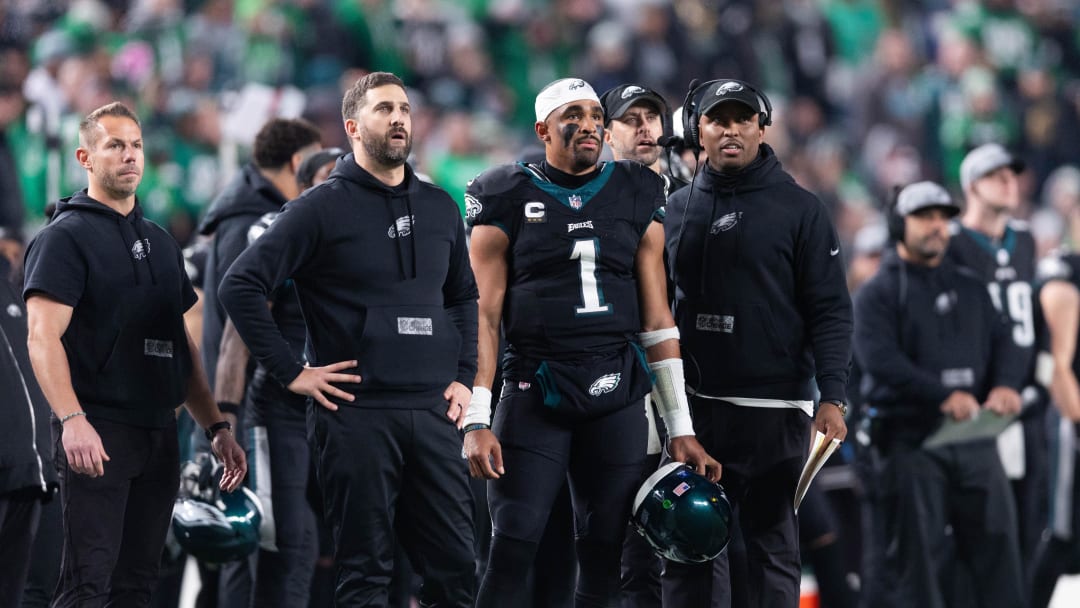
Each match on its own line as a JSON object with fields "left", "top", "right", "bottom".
{"left": 658, "top": 135, "right": 683, "bottom": 148}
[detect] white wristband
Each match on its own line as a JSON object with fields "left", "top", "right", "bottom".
{"left": 464, "top": 385, "right": 493, "bottom": 427}
{"left": 648, "top": 358, "right": 695, "bottom": 437}
{"left": 638, "top": 326, "right": 680, "bottom": 348}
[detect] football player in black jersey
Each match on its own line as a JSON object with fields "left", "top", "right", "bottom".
{"left": 948, "top": 143, "right": 1043, "bottom": 564}
{"left": 1030, "top": 251, "right": 1080, "bottom": 608}
{"left": 462, "top": 77, "right": 719, "bottom": 607}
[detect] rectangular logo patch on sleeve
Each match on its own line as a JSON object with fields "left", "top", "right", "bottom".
{"left": 696, "top": 314, "right": 735, "bottom": 334}
{"left": 397, "top": 317, "right": 434, "bottom": 336}
{"left": 144, "top": 339, "right": 174, "bottom": 358}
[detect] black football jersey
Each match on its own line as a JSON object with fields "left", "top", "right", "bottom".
{"left": 947, "top": 222, "right": 1038, "bottom": 351}
{"left": 466, "top": 161, "right": 664, "bottom": 370}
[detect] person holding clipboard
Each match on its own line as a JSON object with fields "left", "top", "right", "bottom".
{"left": 852, "top": 181, "right": 1026, "bottom": 608}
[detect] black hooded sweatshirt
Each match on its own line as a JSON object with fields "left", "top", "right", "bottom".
{"left": 197, "top": 163, "right": 287, "bottom": 388}
{"left": 23, "top": 191, "right": 197, "bottom": 427}
{"left": 853, "top": 249, "right": 1023, "bottom": 432}
{"left": 664, "top": 144, "right": 852, "bottom": 405}
{"left": 220, "top": 154, "right": 478, "bottom": 409}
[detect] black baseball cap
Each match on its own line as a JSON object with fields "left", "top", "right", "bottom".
{"left": 297, "top": 147, "right": 344, "bottom": 188}
{"left": 696, "top": 80, "right": 766, "bottom": 120}
{"left": 600, "top": 84, "right": 667, "bottom": 126}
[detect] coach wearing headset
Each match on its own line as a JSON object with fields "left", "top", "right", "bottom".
{"left": 662, "top": 78, "right": 851, "bottom": 607}
{"left": 852, "top": 182, "right": 1024, "bottom": 608}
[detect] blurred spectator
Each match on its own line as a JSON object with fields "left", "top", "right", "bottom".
{"left": 0, "top": 78, "right": 27, "bottom": 246}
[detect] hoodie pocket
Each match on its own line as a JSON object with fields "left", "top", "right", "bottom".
{"left": 81, "top": 285, "right": 191, "bottom": 408}
{"left": 353, "top": 305, "right": 461, "bottom": 392}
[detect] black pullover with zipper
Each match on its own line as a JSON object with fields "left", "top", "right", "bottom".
{"left": 664, "top": 144, "right": 852, "bottom": 405}
{"left": 219, "top": 154, "right": 478, "bottom": 409}
{"left": 22, "top": 191, "right": 197, "bottom": 428}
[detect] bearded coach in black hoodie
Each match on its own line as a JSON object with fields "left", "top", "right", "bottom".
{"left": 663, "top": 79, "right": 851, "bottom": 607}
{"left": 220, "top": 72, "right": 478, "bottom": 607}
{"left": 22, "top": 102, "right": 246, "bottom": 607}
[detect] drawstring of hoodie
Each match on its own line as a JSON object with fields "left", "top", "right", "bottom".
{"left": 385, "top": 190, "right": 418, "bottom": 281}
{"left": 731, "top": 188, "right": 741, "bottom": 269}
{"left": 387, "top": 192, "right": 407, "bottom": 281}
{"left": 405, "top": 194, "right": 416, "bottom": 279}
{"left": 134, "top": 221, "right": 157, "bottom": 285}
{"left": 114, "top": 212, "right": 158, "bottom": 286}
{"left": 117, "top": 216, "right": 142, "bottom": 286}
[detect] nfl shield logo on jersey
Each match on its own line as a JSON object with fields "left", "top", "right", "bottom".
{"left": 569, "top": 194, "right": 583, "bottom": 210}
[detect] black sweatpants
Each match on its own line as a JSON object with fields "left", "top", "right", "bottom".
{"left": 0, "top": 492, "right": 42, "bottom": 608}
{"left": 877, "top": 439, "right": 1023, "bottom": 608}
{"left": 476, "top": 387, "right": 649, "bottom": 608}
{"left": 22, "top": 492, "right": 61, "bottom": 608}
{"left": 661, "top": 399, "right": 810, "bottom": 608}
{"left": 309, "top": 402, "right": 475, "bottom": 607}
{"left": 244, "top": 398, "right": 318, "bottom": 607}
{"left": 1031, "top": 411, "right": 1080, "bottom": 608}
{"left": 52, "top": 416, "right": 180, "bottom": 608}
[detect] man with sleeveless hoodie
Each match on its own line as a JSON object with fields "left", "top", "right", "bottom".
{"left": 662, "top": 79, "right": 851, "bottom": 607}
{"left": 22, "top": 102, "right": 246, "bottom": 608}
{"left": 220, "top": 72, "right": 478, "bottom": 607}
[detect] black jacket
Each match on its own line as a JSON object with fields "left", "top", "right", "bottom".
{"left": 853, "top": 249, "right": 1023, "bottom": 428}
{"left": 23, "top": 192, "right": 197, "bottom": 427}
{"left": 664, "top": 145, "right": 852, "bottom": 404}
{"left": 220, "top": 155, "right": 478, "bottom": 409}
{"left": 197, "top": 163, "right": 287, "bottom": 388}
{"left": 0, "top": 258, "right": 56, "bottom": 499}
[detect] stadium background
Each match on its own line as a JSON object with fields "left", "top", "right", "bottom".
{"left": 3, "top": 0, "right": 1080, "bottom": 606}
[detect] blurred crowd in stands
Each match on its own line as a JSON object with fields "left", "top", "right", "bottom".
{"left": 2, "top": 0, "right": 1080, "bottom": 269}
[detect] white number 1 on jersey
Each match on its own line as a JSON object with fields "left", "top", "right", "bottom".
{"left": 570, "top": 238, "right": 612, "bottom": 315}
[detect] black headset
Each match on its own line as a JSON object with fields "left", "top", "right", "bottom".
{"left": 886, "top": 185, "right": 906, "bottom": 244}
{"left": 680, "top": 79, "right": 773, "bottom": 153}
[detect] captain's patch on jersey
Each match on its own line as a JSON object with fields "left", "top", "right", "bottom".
{"left": 588, "top": 372, "right": 621, "bottom": 396}
{"left": 696, "top": 314, "right": 735, "bottom": 333}
{"left": 397, "top": 317, "right": 433, "bottom": 336}
{"left": 525, "top": 201, "right": 546, "bottom": 223}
